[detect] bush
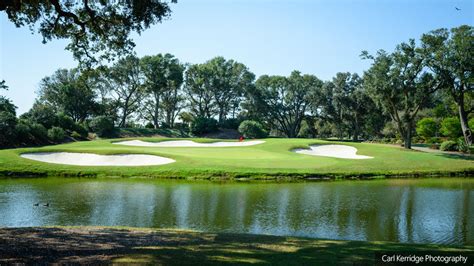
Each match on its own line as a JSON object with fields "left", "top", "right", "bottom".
{"left": 29, "top": 123, "right": 48, "bottom": 143}
{"left": 21, "top": 103, "right": 57, "bottom": 129}
{"left": 238, "top": 120, "right": 268, "bottom": 139}
{"left": 440, "top": 117, "right": 462, "bottom": 140}
{"left": 90, "top": 116, "right": 115, "bottom": 137}
{"left": 14, "top": 122, "right": 32, "bottom": 143}
{"left": 416, "top": 118, "right": 438, "bottom": 141}
{"left": 469, "top": 118, "right": 474, "bottom": 131}
{"left": 0, "top": 111, "right": 18, "bottom": 146}
{"left": 47, "top": 127, "right": 66, "bottom": 142}
{"left": 190, "top": 117, "right": 218, "bottom": 135}
{"left": 298, "top": 120, "right": 315, "bottom": 138}
{"left": 72, "top": 122, "right": 88, "bottom": 138}
{"left": 70, "top": 131, "right": 82, "bottom": 139}
{"left": 220, "top": 118, "right": 240, "bottom": 130}
{"left": 56, "top": 113, "right": 75, "bottom": 131}
{"left": 457, "top": 137, "right": 468, "bottom": 153}
{"left": 427, "top": 137, "right": 442, "bottom": 144}
{"left": 440, "top": 140, "right": 458, "bottom": 151}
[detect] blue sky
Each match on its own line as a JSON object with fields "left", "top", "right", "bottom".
{"left": 1, "top": 0, "right": 473, "bottom": 114}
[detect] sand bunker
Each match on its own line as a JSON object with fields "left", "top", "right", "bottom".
{"left": 20, "top": 152, "right": 175, "bottom": 166}
{"left": 114, "top": 140, "right": 265, "bottom": 147}
{"left": 294, "top": 145, "right": 373, "bottom": 159}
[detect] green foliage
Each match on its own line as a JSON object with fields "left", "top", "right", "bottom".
{"left": 298, "top": 120, "right": 315, "bottom": 138}
{"left": 72, "top": 123, "right": 89, "bottom": 139}
{"left": 190, "top": 117, "right": 218, "bottom": 135}
{"left": 38, "top": 69, "right": 97, "bottom": 122}
{"left": 90, "top": 116, "right": 115, "bottom": 137}
{"left": 56, "top": 113, "right": 76, "bottom": 131}
{"left": 0, "top": 111, "right": 18, "bottom": 147}
{"left": 28, "top": 123, "right": 48, "bottom": 143}
{"left": 141, "top": 54, "right": 185, "bottom": 128}
{"left": 21, "top": 102, "right": 57, "bottom": 129}
{"left": 362, "top": 39, "right": 441, "bottom": 148}
{"left": 440, "top": 117, "right": 462, "bottom": 139}
{"left": 416, "top": 118, "right": 438, "bottom": 140}
{"left": 220, "top": 118, "right": 240, "bottom": 130}
{"left": 469, "top": 118, "right": 474, "bottom": 131}
{"left": 238, "top": 120, "right": 268, "bottom": 139}
{"left": 457, "top": 137, "right": 469, "bottom": 153}
{"left": 439, "top": 140, "right": 458, "bottom": 151}
{"left": 1, "top": 1, "right": 176, "bottom": 65}
{"left": 0, "top": 96, "right": 16, "bottom": 115}
{"left": 247, "top": 71, "right": 322, "bottom": 137}
{"left": 47, "top": 127, "right": 66, "bottom": 142}
{"left": 70, "top": 131, "right": 82, "bottom": 139}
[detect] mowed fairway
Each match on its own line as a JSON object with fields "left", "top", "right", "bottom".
{"left": 0, "top": 138, "right": 472, "bottom": 179}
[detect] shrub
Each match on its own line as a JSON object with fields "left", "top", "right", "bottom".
{"left": 427, "top": 137, "right": 442, "bottom": 144}
{"left": 70, "top": 131, "right": 82, "bottom": 139}
{"left": 47, "top": 126, "right": 66, "bottom": 142}
{"left": 238, "top": 120, "right": 268, "bottom": 139}
{"left": 457, "top": 137, "right": 468, "bottom": 153}
{"left": 29, "top": 123, "right": 48, "bottom": 143}
{"left": 190, "top": 117, "right": 218, "bottom": 135}
{"left": 220, "top": 118, "right": 240, "bottom": 130}
{"left": 440, "top": 140, "right": 458, "bottom": 151}
{"left": 72, "top": 122, "right": 88, "bottom": 138}
{"left": 469, "top": 118, "right": 474, "bottom": 131}
{"left": 440, "top": 117, "right": 462, "bottom": 140}
{"left": 416, "top": 118, "right": 438, "bottom": 141}
{"left": 298, "top": 120, "right": 315, "bottom": 138}
{"left": 90, "top": 116, "right": 115, "bottom": 137}
{"left": 14, "top": 123, "right": 31, "bottom": 143}
{"left": 20, "top": 103, "right": 57, "bottom": 129}
{"left": 56, "top": 113, "right": 75, "bottom": 131}
{"left": 0, "top": 111, "right": 18, "bottom": 146}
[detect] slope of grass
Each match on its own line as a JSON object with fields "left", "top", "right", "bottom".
{"left": 0, "top": 226, "right": 472, "bottom": 265}
{"left": 0, "top": 138, "right": 472, "bottom": 179}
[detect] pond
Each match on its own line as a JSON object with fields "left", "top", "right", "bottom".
{"left": 0, "top": 178, "right": 472, "bottom": 245}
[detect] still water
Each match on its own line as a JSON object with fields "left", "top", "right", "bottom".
{"left": 0, "top": 178, "right": 472, "bottom": 245}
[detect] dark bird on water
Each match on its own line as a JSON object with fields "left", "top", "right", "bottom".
{"left": 33, "top": 203, "right": 39, "bottom": 206}
{"left": 455, "top": 7, "right": 461, "bottom": 11}
{"left": 43, "top": 203, "right": 50, "bottom": 207}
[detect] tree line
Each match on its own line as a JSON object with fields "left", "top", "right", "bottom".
{"left": 0, "top": 25, "right": 472, "bottom": 150}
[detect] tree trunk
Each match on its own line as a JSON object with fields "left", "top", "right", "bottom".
{"left": 153, "top": 94, "right": 160, "bottom": 129}
{"left": 403, "top": 122, "right": 412, "bottom": 149}
{"left": 352, "top": 116, "right": 359, "bottom": 141}
{"left": 458, "top": 96, "right": 472, "bottom": 146}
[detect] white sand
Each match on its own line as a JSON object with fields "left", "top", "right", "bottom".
{"left": 114, "top": 140, "right": 265, "bottom": 147}
{"left": 294, "top": 144, "right": 373, "bottom": 159}
{"left": 20, "top": 152, "right": 175, "bottom": 166}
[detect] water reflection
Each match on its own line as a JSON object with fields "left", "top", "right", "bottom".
{"left": 0, "top": 178, "right": 472, "bottom": 245}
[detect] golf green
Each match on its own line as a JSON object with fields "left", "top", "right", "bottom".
{"left": 0, "top": 138, "right": 472, "bottom": 179}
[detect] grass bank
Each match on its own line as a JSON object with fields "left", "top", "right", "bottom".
{"left": 0, "top": 226, "right": 472, "bottom": 264}
{"left": 0, "top": 138, "right": 472, "bottom": 179}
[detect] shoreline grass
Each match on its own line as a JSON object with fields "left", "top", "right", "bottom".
{"left": 0, "top": 138, "right": 472, "bottom": 180}
{"left": 0, "top": 226, "right": 472, "bottom": 264}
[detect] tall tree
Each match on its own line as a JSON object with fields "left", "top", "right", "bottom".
{"left": 247, "top": 71, "right": 322, "bottom": 138}
{"left": 106, "top": 56, "right": 144, "bottom": 127}
{"left": 421, "top": 25, "right": 473, "bottom": 145}
{"left": 141, "top": 54, "right": 184, "bottom": 128}
{"left": 1, "top": 0, "right": 176, "bottom": 65}
{"left": 205, "top": 57, "right": 255, "bottom": 123}
{"left": 38, "top": 68, "right": 96, "bottom": 122}
{"left": 184, "top": 64, "right": 216, "bottom": 118}
{"left": 362, "top": 40, "right": 443, "bottom": 149}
